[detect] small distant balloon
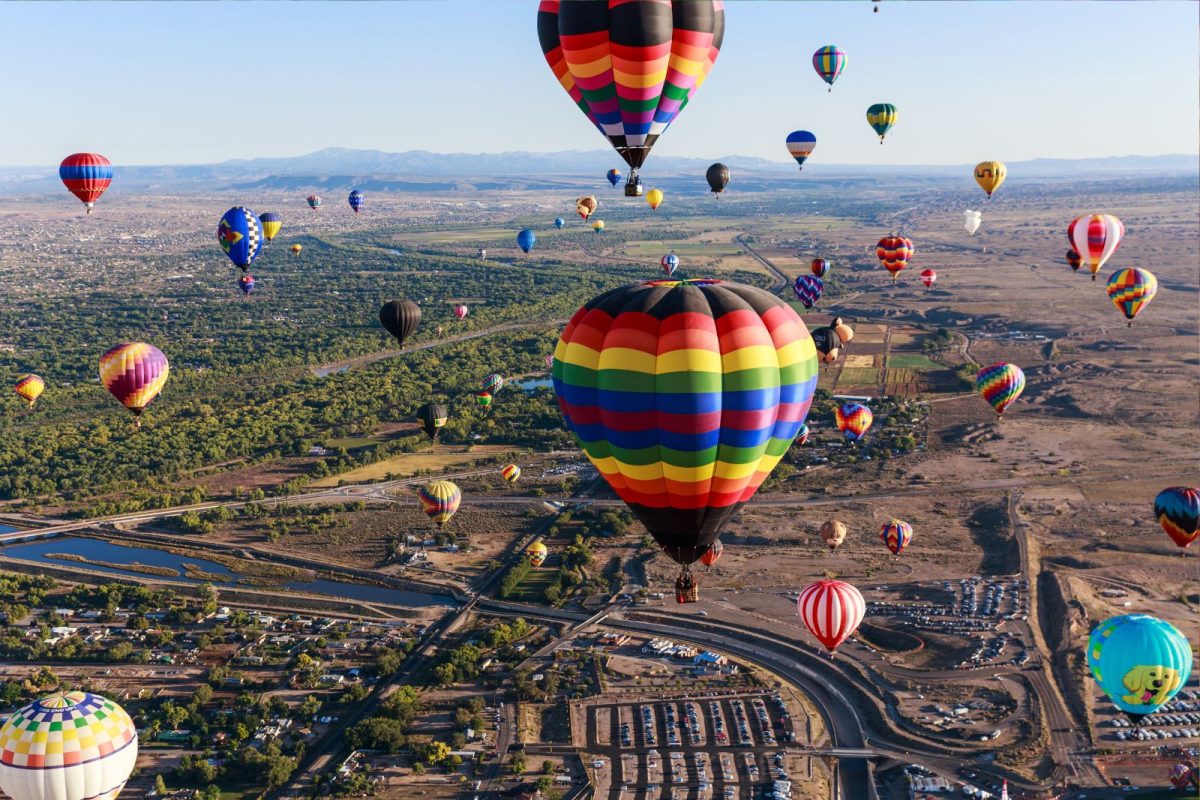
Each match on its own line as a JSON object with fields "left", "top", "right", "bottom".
{"left": 645, "top": 188, "right": 664, "bottom": 211}
{"left": 554, "top": 217, "right": 565, "bottom": 229}
{"left": 239, "top": 274, "right": 255, "bottom": 295}
{"left": 798, "top": 579, "right": 864, "bottom": 652}
{"left": 1068, "top": 213, "right": 1124, "bottom": 281}
{"left": 418, "top": 480, "right": 461, "bottom": 528}
{"left": 786, "top": 131, "right": 817, "bottom": 170}
{"left": 975, "top": 362, "right": 1025, "bottom": 418}
{"left": 14, "top": 375, "right": 44, "bottom": 409}
{"left": 592, "top": 220, "right": 605, "bottom": 232}
{"left": 1066, "top": 249, "right": 1082, "bottom": 273}
{"left": 661, "top": 253, "right": 679, "bottom": 277}
{"left": 811, "top": 258, "right": 830, "bottom": 278}
{"left": 517, "top": 229, "right": 537, "bottom": 253}
{"left": 100, "top": 342, "right": 169, "bottom": 424}
{"left": 1154, "top": 487, "right": 1200, "bottom": 551}
{"left": 59, "top": 153, "right": 112, "bottom": 213}
{"left": 812, "top": 46, "right": 846, "bottom": 91}
{"left": 307, "top": 194, "right": 322, "bottom": 210}
{"left": 501, "top": 464, "right": 521, "bottom": 484}
{"left": 920, "top": 269, "right": 937, "bottom": 289}
{"left": 606, "top": 168, "right": 621, "bottom": 187}
{"left": 974, "top": 161, "right": 1007, "bottom": 198}
{"left": 290, "top": 243, "right": 302, "bottom": 255}
{"left": 964, "top": 210, "right": 982, "bottom": 236}
{"left": 706, "top": 163, "right": 730, "bottom": 195}
{"left": 259, "top": 212, "right": 282, "bottom": 242}
{"left": 866, "top": 103, "right": 897, "bottom": 143}
{"left": 453, "top": 304, "right": 468, "bottom": 320}
{"left": 880, "top": 520, "right": 913, "bottom": 555}
{"left": 793, "top": 275, "right": 824, "bottom": 309}
{"left": 379, "top": 300, "right": 421, "bottom": 346}
{"left": 348, "top": 190, "right": 364, "bottom": 213}
{"left": 576, "top": 195, "right": 598, "bottom": 220}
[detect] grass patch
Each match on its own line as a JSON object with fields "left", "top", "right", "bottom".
{"left": 324, "top": 436, "right": 379, "bottom": 450}
{"left": 44, "top": 553, "right": 178, "bottom": 578}
{"left": 838, "top": 368, "right": 881, "bottom": 385}
{"left": 308, "top": 446, "right": 514, "bottom": 487}
{"left": 886, "top": 354, "right": 942, "bottom": 370}
{"left": 509, "top": 568, "right": 557, "bottom": 602}
{"left": 182, "top": 562, "right": 230, "bottom": 582}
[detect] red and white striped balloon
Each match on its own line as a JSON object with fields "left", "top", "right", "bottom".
{"left": 797, "top": 579, "right": 865, "bottom": 652}
{"left": 454, "top": 304, "right": 468, "bottom": 320}
{"left": 1067, "top": 213, "right": 1124, "bottom": 281}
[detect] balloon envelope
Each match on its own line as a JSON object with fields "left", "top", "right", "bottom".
{"left": 810, "top": 258, "right": 830, "bottom": 278}
{"left": 348, "top": 190, "right": 364, "bottom": 213}
{"left": 975, "top": 362, "right": 1025, "bottom": 417}
{"left": 379, "top": 300, "right": 421, "bottom": 345}
{"left": 606, "top": 168, "right": 621, "bottom": 186}
{"left": 974, "top": 161, "right": 1007, "bottom": 197}
{"left": 454, "top": 304, "right": 469, "bottom": 320}
{"left": 307, "top": 194, "right": 322, "bottom": 209}
{"left": 527, "top": 541, "right": 548, "bottom": 567}
{"left": 259, "top": 212, "right": 282, "bottom": 242}
{"left": 417, "top": 403, "right": 448, "bottom": 440}
{"left": 553, "top": 278, "right": 818, "bottom": 566}
{"left": 706, "top": 163, "right": 730, "bottom": 193}
{"left": 554, "top": 217, "right": 565, "bottom": 229}
{"left": 100, "top": 342, "right": 169, "bottom": 417}
{"left": 1088, "top": 614, "right": 1192, "bottom": 722}
{"left": 419, "top": 480, "right": 461, "bottom": 527}
{"left": 59, "top": 153, "right": 112, "bottom": 212}
{"left": 812, "top": 45, "right": 846, "bottom": 90}
{"left": 836, "top": 403, "right": 872, "bottom": 441}
{"left": 239, "top": 274, "right": 255, "bottom": 295}
{"left": 880, "top": 519, "right": 913, "bottom": 555}
{"left": 517, "top": 229, "right": 537, "bottom": 253}
{"left": 501, "top": 464, "right": 521, "bottom": 483}
{"left": 793, "top": 275, "right": 823, "bottom": 309}
{"left": 576, "top": 195, "right": 598, "bottom": 220}
{"left": 0, "top": 691, "right": 137, "bottom": 800}
{"left": 820, "top": 520, "right": 847, "bottom": 550}
{"left": 14, "top": 374, "right": 44, "bottom": 408}
{"left": 785, "top": 131, "right": 817, "bottom": 170}
{"left": 218, "top": 207, "right": 263, "bottom": 270}
{"left": 1154, "top": 487, "right": 1200, "bottom": 549}
{"left": 866, "top": 103, "right": 897, "bottom": 142}
{"left": 797, "top": 579, "right": 865, "bottom": 651}
{"left": 661, "top": 253, "right": 679, "bottom": 276}
{"left": 1106, "top": 268, "right": 1157, "bottom": 325}
{"left": 646, "top": 188, "right": 664, "bottom": 210}
{"left": 876, "top": 235, "right": 913, "bottom": 282}
{"left": 536, "top": 0, "right": 725, "bottom": 170}
{"left": 964, "top": 210, "right": 981, "bottom": 236}
{"left": 1068, "top": 214, "right": 1124, "bottom": 280}
{"left": 920, "top": 269, "right": 937, "bottom": 288}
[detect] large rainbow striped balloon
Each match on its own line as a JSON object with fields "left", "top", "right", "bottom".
{"left": 1106, "top": 268, "right": 1157, "bottom": 326}
{"left": 975, "top": 362, "right": 1025, "bottom": 418}
{"left": 59, "top": 153, "right": 112, "bottom": 213}
{"left": 536, "top": 1, "right": 725, "bottom": 171}
{"left": 99, "top": 342, "right": 169, "bottom": 423}
{"left": 0, "top": 691, "right": 138, "bottom": 800}
{"left": 880, "top": 519, "right": 913, "bottom": 556}
{"left": 553, "top": 278, "right": 817, "bottom": 565}
{"left": 418, "top": 480, "right": 461, "bottom": 528}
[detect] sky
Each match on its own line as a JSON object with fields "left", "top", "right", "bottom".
{"left": 1, "top": 1, "right": 1197, "bottom": 167}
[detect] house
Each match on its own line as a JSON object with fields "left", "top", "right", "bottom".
{"left": 694, "top": 651, "right": 726, "bottom": 666}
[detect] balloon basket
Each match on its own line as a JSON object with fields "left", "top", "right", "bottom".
{"left": 675, "top": 571, "right": 699, "bottom": 604}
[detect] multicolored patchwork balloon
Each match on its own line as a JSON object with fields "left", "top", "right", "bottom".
{"left": 552, "top": 278, "right": 818, "bottom": 581}
{"left": 307, "top": 194, "right": 322, "bottom": 210}
{"left": 536, "top": 1, "right": 725, "bottom": 173}
{"left": 796, "top": 423, "right": 810, "bottom": 446}
{"left": 419, "top": 480, "right": 461, "bottom": 528}
{"left": 1169, "top": 764, "right": 1197, "bottom": 790}
{"left": 1154, "top": 487, "right": 1200, "bottom": 551}
{"left": 880, "top": 519, "right": 913, "bottom": 556}
{"left": 482, "top": 373, "right": 504, "bottom": 395}
{"left": 59, "top": 153, "right": 112, "bottom": 213}
{"left": 975, "top": 362, "right": 1025, "bottom": 418}
{"left": 99, "top": 342, "right": 169, "bottom": 424}
{"left": 258, "top": 212, "right": 281, "bottom": 242}
{"left": 218, "top": 207, "right": 262, "bottom": 271}
{"left": 836, "top": 403, "right": 873, "bottom": 441}
{"left": 661, "top": 253, "right": 679, "bottom": 276}
{"left": 1068, "top": 213, "right": 1124, "bottom": 281}
{"left": 14, "top": 374, "right": 44, "bottom": 409}
{"left": 812, "top": 45, "right": 845, "bottom": 91}
{"left": 1106, "top": 268, "right": 1157, "bottom": 326}
{"left": 0, "top": 691, "right": 138, "bottom": 800}
{"left": 798, "top": 579, "right": 865, "bottom": 652}
{"left": 1088, "top": 614, "right": 1192, "bottom": 723}
{"left": 606, "top": 168, "right": 621, "bottom": 186}
{"left": 866, "top": 103, "right": 897, "bottom": 143}
{"left": 527, "top": 541, "right": 548, "bottom": 567}
{"left": 785, "top": 131, "right": 817, "bottom": 170}
{"left": 793, "top": 275, "right": 823, "bottom": 309}
{"left": 876, "top": 235, "right": 913, "bottom": 282}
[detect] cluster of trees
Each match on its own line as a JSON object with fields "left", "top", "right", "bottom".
{"left": 347, "top": 685, "right": 422, "bottom": 753}
{"left": 0, "top": 572, "right": 54, "bottom": 624}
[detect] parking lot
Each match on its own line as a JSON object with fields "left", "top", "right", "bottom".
{"left": 585, "top": 692, "right": 801, "bottom": 799}
{"left": 1097, "top": 689, "right": 1200, "bottom": 744}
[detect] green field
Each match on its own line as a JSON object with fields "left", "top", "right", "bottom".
{"left": 324, "top": 436, "right": 380, "bottom": 450}
{"left": 838, "top": 368, "right": 881, "bottom": 386}
{"left": 624, "top": 241, "right": 742, "bottom": 257}
{"left": 509, "top": 567, "right": 557, "bottom": 602}
{"left": 886, "top": 354, "right": 942, "bottom": 370}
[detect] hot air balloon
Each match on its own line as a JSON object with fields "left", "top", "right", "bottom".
{"left": 290, "top": 244, "right": 303, "bottom": 255}
{"left": 0, "top": 691, "right": 137, "bottom": 800}
{"left": 517, "top": 229, "right": 537, "bottom": 253}
{"left": 553, "top": 278, "right": 818, "bottom": 602}
{"left": 501, "top": 464, "right": 522, "bottom": 484}
{"left": 812, "top": 45, "right": 846, "bottom": 92}
{"left": 218, "top": 207, "right": 263, "bottom": 272}
{"left": 527, "top": 541, "right": 548, "bottom": 568}
{"left": 1087, "top": 614, "right": 1192, "bottom": 724}
{"left": 59, "top": 153, "right": 112, "bottom": 213}
{"left": 306, "top": 194, "right": 322, "bottom": 210}
{"left": 1066, "top": 249, "right": 1083, "bottom": 273}
{"left": 348, "top": 190, "right": 364, "bottom": 213}
{"left": 920, "top": 269, "right": 937, "bottom": 289}
{"left": 13, "top": 374, "right": 44, "bottom": 410}
{"left": 478, "top": 248, "right": 487, "bottom": 259}
{"left": 1154, "top": 487, "right": 1200, "bottom": 551}
{"left": 876, "top": 235, "right": 913, "bottom": 283}
{"left": 419, "top": 480, "right": 461, "bottom": 528}
{"left": 880, "top": 519, "right": 913, "bottom": 556}
{"left": 706, "top": 163, "right": 730, "bottom": 195}
{"left": 820, "top": 520, "right": 847, "bottom": 551}
{"left": 454, "top": 304, "right": 469, "bottom": 320}
{"left": 786, "top": 131, "right": 817, "bottom": 170}
{"left": 545, "top": 354, "right": 555, "bottom": 370}
{"left": 1169, "top": 764, "right": 1197, "bottom": 790}
{"left": 836, "top": 403, "right": 873, "bottom": 441}
{"left": 700, "top": 539, "right": 722, "bottom": 568}
{"left": 793, "top": 275, "right": 824, "bottom": 309}
{"left": 866, "top": 103, "right": 897, "bottom": 143}
{"left": 476, "top": 391, "right": 493, "bottom": 409}
{"left": 661, "top": 253, "right": 679, "bottom": 277}
{"left": 1107, "top": 268, "right": 1157, "bottom": 326}
{"left": 796, "top": 423, "right": 810, "bottom": 446}
{"left": 974, "top": 161, "right": 1007, "bottom": 198}
{"left": 239, "top": 274, "right": 256, "bottom": 296}
{"left": 1068, "top": 213, "right": 1124, "bottom": 281}
{"left": 797, "top": 579, "right": 865, "bottom": 652}
{"left": 606, "top": 168, "right": 621, "bottom": 187}
{"left": 379, "top": 300, "right": 421, "bottom": 346}
{"left": 964, "top": 210, "right": 981, "bottom": 236}
{"left": 99, "top": 342, "right": 169, "bottom": 426}
{"left": 592, "top": 219, "right": 605, "bottom": 232}
{"left": 576, "top": 195, "right": 598, "bottom": 221}
{"left": 482, "top": 373, "right": 504, "bottom": 395}
{"left": 833, "top": 319, "right": 854, "bottom": 346}
{"left": 811, "top": 326, "right": 841, "bottom": 364}
{"left": 554, "top": 217, "right": 565, "bottom": 229}
{"left": 537, "top": 0, "right": 725, "bottom": 196}
{"left": 646, "top": 188, "right": 664, "bottom": 211}
{"left": 975, "top": 362, "right": 1025, "bottom": 418}
{"left": 417, "top": 402, "right": 448, "bottom": 441}
{"left": 811, "top": 258, "right": 830, "bottom": 278}
{"left": 259, "top": 212, "right": 282, "bottom": 243}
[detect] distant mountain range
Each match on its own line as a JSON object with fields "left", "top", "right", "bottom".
{"left": 0, "top": 148, "right": 1195, "bottom": 195}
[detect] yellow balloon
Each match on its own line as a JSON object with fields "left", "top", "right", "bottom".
{"left": 645, "top": 188, "right": 664, "bottom": 211}
{"left": 290, "top": 244, "right": 303, "bottom": 255}
{"left": 974, "top": 161, "right": 1007, "bottom": 198}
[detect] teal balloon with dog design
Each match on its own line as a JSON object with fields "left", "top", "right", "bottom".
{"left": 1088, "top": 614, "right": 1192, "bottom": 723}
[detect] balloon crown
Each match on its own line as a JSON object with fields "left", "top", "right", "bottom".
{"left": 644, "top": 278, "right": 723, "bottom": 287}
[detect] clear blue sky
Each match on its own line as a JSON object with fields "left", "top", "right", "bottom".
{"left": 2, "top": 1, "right": 1196, "bottom": 166}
